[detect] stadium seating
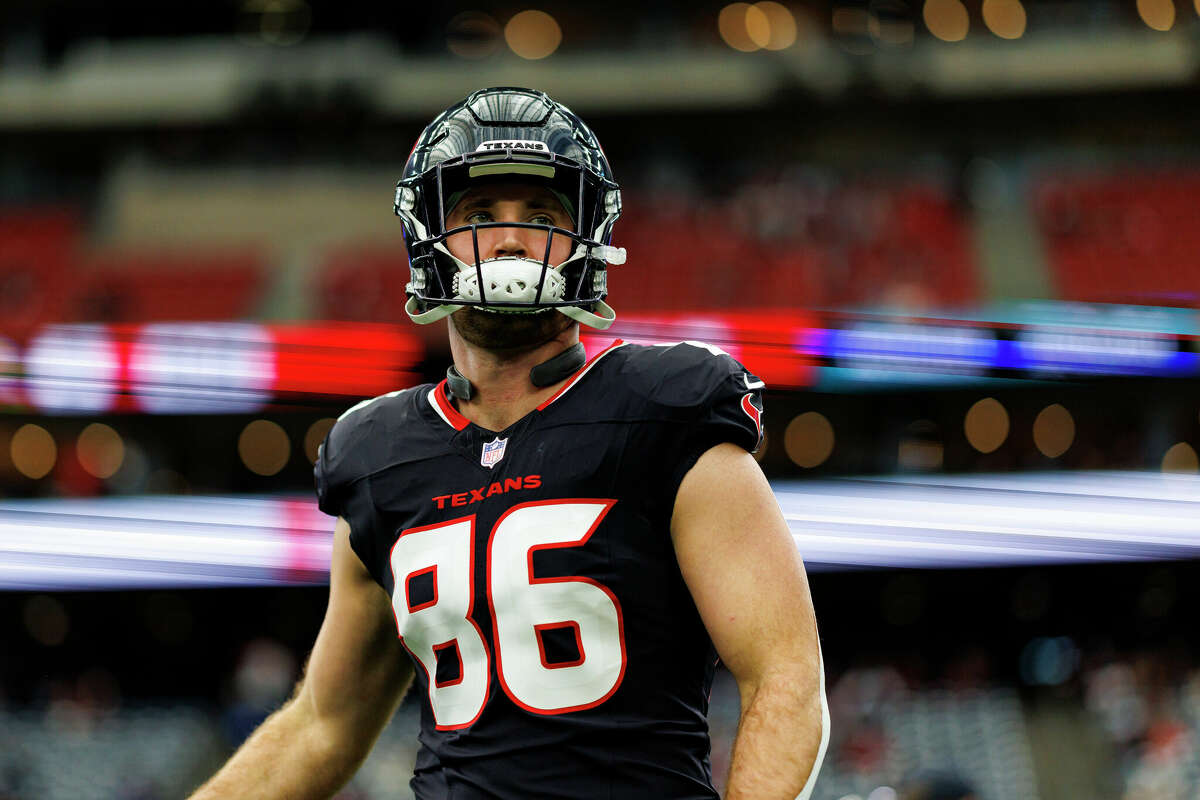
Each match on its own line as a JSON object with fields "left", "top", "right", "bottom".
{"left": 0, "top": 208, "right": 80, "bottom": 341}
{"left": 0, "top": 688, "right": 1034, "bottom": 800}
{"left": 610, "top": 178, "right": 977, "bottom": 313}
{"left": 1034, "top": 170, "right": 1200, "bottom": 306}
{"left": 0, "top": 707, "right": 222, "bottom": 800}
{"left": 812, "top": 687, "right": 1040, "bottom": 800}
{"left": 0, "top": 174, "right": 981, "bottom": 336}
{"left": 311, "top": 244, "right": 410, "bottom": 322}
{"left": 0, "top": 687, "right": 1039, "bottom": 800}
{"left": 0, "top": 214, "right": 268, "bottom": 334}
{"left": 76, "top": 249, "right": 267, "bottom": 323}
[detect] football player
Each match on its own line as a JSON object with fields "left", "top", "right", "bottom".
{"left": 189, "top": 87, "right": 828, "bottom": 800}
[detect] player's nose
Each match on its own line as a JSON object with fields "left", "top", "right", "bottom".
{"left": 487, "top": 228, "right": 534, "bottom": 260}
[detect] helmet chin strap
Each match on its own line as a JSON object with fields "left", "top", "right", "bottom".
{"left": 445, "top": 342, "right": 587, "bottom": 401}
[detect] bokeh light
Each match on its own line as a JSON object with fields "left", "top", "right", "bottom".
{"left": 1137, "top": 0, "right": 1176, "bottom": 30}
{"left": 447, "top": 11, "right": 502, "bottom": 58}
{"left": 754, "top": 2, "right": 798, "bottom": 49}
{"left": 1032, "top": 403, "right": 1074, "bottom": 459}
{"left": 304, "top": 417, "right": 336, "bottom": 465}
{"left": 982, "top": 0, "right": 1026, "bottom": 38}
{"left": 719, "top": 3, "right": 762, "bottom": 51}
{"left": 239, "top": 419, "right": 291, "bottom": 476}
{"left": 505, "top": 10, "right": 562, "bottom": 59}
{"left": 744, "top": 4, "right": 772, "bottom": 46}
{"left": 784, "top": 412, "right": 835, "bottom": 468}
{"left": 1162, "top": 442, "right": 1198, "bottom": 473}
{"left": 77, "top": 423, "right": 125, "bottom": 479}
{"left": 923, "top": 0, "right": 970, "bottom": 41}
{"left": 11, "top": 423, "right": 57, "bottom": 480}
{"left": 964, "top": 397, "right": 1009, "bottom": 453}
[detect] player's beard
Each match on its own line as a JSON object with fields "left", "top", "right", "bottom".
{"left": 451, "top": 307, "right": 575, "bottom": 353}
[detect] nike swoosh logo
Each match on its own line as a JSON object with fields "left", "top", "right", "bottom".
{"left": 742, "top": 374, "right": 766, "bottom": 390}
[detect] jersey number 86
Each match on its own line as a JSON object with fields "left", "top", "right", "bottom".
{"left": 390, "top": 499, "right": 626, "bottom": 729}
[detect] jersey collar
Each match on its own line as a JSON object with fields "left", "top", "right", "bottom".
{"left": 428, "top": 381, "right": 470, "bottom": 431}
{"left": 536, "top": 339, "right": 626, "bottom": 411}
{"left": 425, "top": 340, "right": 626, "bottom": 431}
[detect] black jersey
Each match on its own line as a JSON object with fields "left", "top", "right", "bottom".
{"left": 315, "top": 340, "right": 765, "bottom": 800}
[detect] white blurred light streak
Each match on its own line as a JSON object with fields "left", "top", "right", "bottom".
{"left": 780, "top": 473, "right": 1200, "bottom": 568}
{"left": 131, "top": 323, "right": 275, "bottom": 413}
{"left": 24, "top": 325, "right": 120, "bottom": 413}
{"left": 2, "top": 472, "right": 1200, "bottom": 588}
{"left": 0, "top": 496, "right": 330, "bottom": 589}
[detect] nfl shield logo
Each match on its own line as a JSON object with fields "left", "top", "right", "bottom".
{"left": 480, "top": 436, "right": 508, "bottom": 469}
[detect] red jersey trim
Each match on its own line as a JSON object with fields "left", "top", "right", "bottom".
{"left": 428, "top": 381, "right": 470, "bottom": 431}
{"left": 741, "top": 392, "right": 763, "bottom": 439}
{"left": 536, "top": 339, "right": 626, "bottom": 411}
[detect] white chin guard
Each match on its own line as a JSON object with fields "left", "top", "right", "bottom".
{"left": 453, "top": 257, "right": 565, "bottom": 308}
{"left": 404, "top": 245, "right": 621, "bottom": 330}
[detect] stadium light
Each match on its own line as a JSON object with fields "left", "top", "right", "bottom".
{"left": 1137, "top": 0, "right": 1176, "bottom": 30}
{"left": 504, "top": 10, "right": 562, "bottom": 59}
{"left": 755, "top": 2, "right": 798, "bottom": 50}
{"left": 77, "top": 423, "right": 125, "bottom": 479}
{"left": 12, "top": 424, "right": 56, "bottom": 480}
{"left": 1161, "top": 442, "right": 1198, "bottom": 472}
{"left": 923, "top": 0, "right": 969, "bottom": 42}
{"left": 304, "top": 418, "right": 335, "bottom": 465}
{"left": 785, "top": 412, "right": 834, "bottom": 468}
{"left": 719, "top": 3, "right": 762, "bottom": 52}
{"left": 964, "top": 397, "right": 1009, "bottom": 454}
{"left": 982, "top": 0, "right": 1026, "bottom": 39}
{"left": 1033, "top": 404, "right": 1074, "bottom": 459}
{"left": 239, "top": 420, "right": 292, "bottom": 477}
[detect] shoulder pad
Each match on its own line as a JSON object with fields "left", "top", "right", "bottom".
{"left": 315, "top": 386, "right": 428, "bottom": 517}
{"left": 619, "top": 341, "right": 764, "bottom": 409}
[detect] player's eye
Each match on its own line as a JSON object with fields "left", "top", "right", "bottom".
{"left": 465, "top": 211, "right": 493, "bottom": 224}
{"left": 529, "top": 213, "right": 555, "bottom": 226}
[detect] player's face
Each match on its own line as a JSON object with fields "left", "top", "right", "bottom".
{"left": 444, "top": 184, "right": 574, "bottom": 268}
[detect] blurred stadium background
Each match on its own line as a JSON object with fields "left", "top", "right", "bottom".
{"left": 3, "top": 1, "right": 1200, "bottom": 798}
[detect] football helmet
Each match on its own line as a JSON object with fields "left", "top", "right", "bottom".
{"left": 395, "top": 87, "right": 624, "bottom": 330}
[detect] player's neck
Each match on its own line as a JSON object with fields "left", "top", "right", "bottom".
{"left": 447, "top": 327, "right": 581, "bottom": 432}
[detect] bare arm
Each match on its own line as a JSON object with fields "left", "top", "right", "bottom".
{"left": 671, "top": 443, "right": 829, "bottom": 800}
{"left": 190, "top": 517, "right": 414, "bottom": 800}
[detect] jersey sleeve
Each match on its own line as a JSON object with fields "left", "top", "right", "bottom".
{"left": 625, "top": 342, "right": 765, "bottom": 501}
{"left": 313, "top": 423, "right": 344, "bottom": 518}
{"left": 313, "top": 405, "right": 381, "bottom": 574}
{"left": 674, "top": 347, "right": 764, "bottom": 475}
